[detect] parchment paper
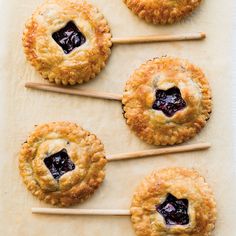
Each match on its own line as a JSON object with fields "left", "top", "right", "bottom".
{"left": 0, "top": 0, "right": 235, "bottom": 235}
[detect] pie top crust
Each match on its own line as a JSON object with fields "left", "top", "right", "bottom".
{"left": 23, "top": 0, "right": 112, "bottom": 85}
{"left": 130, "top": 167, "right": 217, "bottom": 236}
{"left": 19, "top": 121, "right": 107, "bottom": 206}
{"left": 122, "top": 57, "right": 212, "bottom": 146}
{"left": 124, "top": 0, "right": 202, "bottom": 24}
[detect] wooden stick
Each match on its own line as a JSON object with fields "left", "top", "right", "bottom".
{"left": 25, "top": 82, "right": 122, "bottom": 101}
{"left": 107, "top": 142, "right": 210, "bottom": 161}
{"left": 111, "top": 32, "right": 206, "bottom": 44}
{"left": 32, "top": 143, "right": 210, "bottom": 216}
{"left": 32, "top": 208, "right": 131, "bottom": 216}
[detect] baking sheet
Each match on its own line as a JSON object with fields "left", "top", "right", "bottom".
{"left": 0, "top": 0, "right": 235, "bottom": 235}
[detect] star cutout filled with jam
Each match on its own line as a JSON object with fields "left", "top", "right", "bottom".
{"left": 152, "top": 87, "right": 186, "bottom": 117}
{"left": 52, "top": 21, "right": 86, "bottom": 54}
{"left": 44, "top": 148, "right": 75, "bottom": 180}
{"left": 156, "top": 193, "right": 189, "bottom": 226}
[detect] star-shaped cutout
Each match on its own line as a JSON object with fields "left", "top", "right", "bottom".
{"left": 52, "top": 21, "right": 86, "bottom": 54}
{"left": 152, "top": 87, "right": 186, "bottom": 117}
{"left": 156, "top": 193, "right": 189, "bottom": 225}
{"left": 44, "top": 148, "right": 75, "bottom": 180}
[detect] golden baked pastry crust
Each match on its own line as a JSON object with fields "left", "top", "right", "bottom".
{"left": 130, "top": 167, "right": 217, "bottom": 236}
{"left": 124, "top": 0, "right": 202, "bottom": 24}
{"left": 23, "top": 0, "right": 112, "bottom": 85}
{"left": 122, "top": 57, "right": 212, "bottom": 146}
{"left": 19, "top": 121, "right": 107, "bottom": 207}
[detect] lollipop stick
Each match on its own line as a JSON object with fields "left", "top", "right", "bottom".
{"left": 107, "top": 143, "right": 210, "bottom": 161}
{"left": 32, "top": 208, "right": 131, "bottom": 216}
{"left": 32, "top": 143, "right": 210, "bottom": 216}
{"left": 25, "top": 82, "right": 122, "bottom": 101}
{"left": 111, "top": 32, "right": 206, "bottom": 44}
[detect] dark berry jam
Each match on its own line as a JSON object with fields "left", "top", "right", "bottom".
{"left": 44, "top": 149, "right": 75, "bottom": 180}
{"left": 52, "top": 21, "right": 86, "bottom": 54}
{"left": 156, "top": 193, "right": 189, "bottom": 226}
{"left": 152, "top": 87, "right": 186, "bottom": 117}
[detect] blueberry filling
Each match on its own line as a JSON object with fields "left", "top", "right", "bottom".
{"left": 44, "top": 148, "right": 75, "bottom": 180}
{"left": 152, "top": 87, "right": 186, "bottom": 117}
{"left": 52, "top": 21, "right": 86, "bottom": 54}
{"left": 156, "top": 193, "right": 189, "bottom": 226}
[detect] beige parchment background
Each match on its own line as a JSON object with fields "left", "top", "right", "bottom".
{"left": 0, "top": 0, "right": 235, "bottom": 235}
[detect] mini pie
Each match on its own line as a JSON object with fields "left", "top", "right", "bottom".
{"left": 131, "top": 167, "right": 217, "bottom": 236}
{"left": 19, "top": 121, "right": 107, "bottom": 206}
{"left": 124, "top": 0, "right": 202, "bottom": 24}
{"left": 23, "top": 0, "right": 112, "bottom": 85}
{"left": 122, "top": 57, "right": 212, "bottom": 146}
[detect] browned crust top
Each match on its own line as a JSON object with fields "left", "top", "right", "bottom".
{"left": 122, "top": 57, "right": 212, "bottom": 146}
{"left": 23, "top": 0, "right": 112, "bottom": 85}
{"left": 124, "top": 0, "right": 202, "bottom": 24}
{"left": 131, "top": 167, "right": 217, "bottom": 236}
{"left": 19, "top": 121, "right": 107, "bottom": 206}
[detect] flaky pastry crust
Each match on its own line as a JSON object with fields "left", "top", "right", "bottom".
{"left": 131, "top": 167, "right": 217, "bottom": 236}
{"left": 124, "top": 0, "right": 202, "bottom": 24}
{"left": 23, "top": 0, "right": 112, "bottom": 85}
{"left": 122, "top": 57, "right": 212, "bottom": 146}
{"left": 19, "top": 121, "right": 107, "bottom": 206}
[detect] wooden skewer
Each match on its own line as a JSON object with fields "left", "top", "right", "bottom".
{"left": 32, "top": 208, "right": 131, "bottom": 216}
{"left": 25, "top": 82, "right": 122, "bottom": 101}
{"left": 111, "top": 32, "right": 206, "bottom": 44}
{"left": 25, "top": 84, "right": 210, "bottom": 160}
{"left": 32, "top": 143, "right": 210, "bottom": 216}
{"left": 107, "top": 142, "right": 210, "bottom": 161}
{"left": 25, "top": 33, "right": 206, "bottom": 97}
